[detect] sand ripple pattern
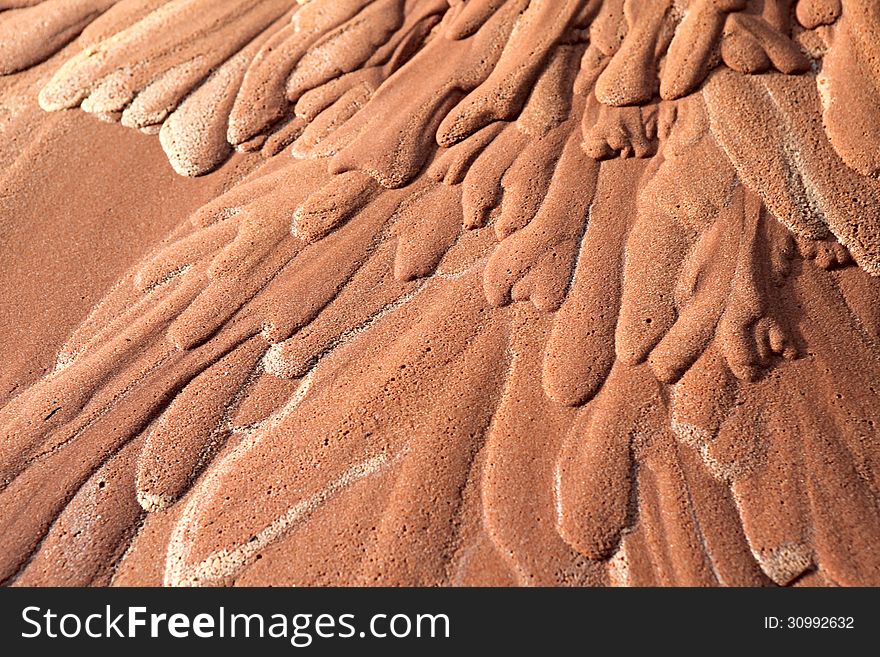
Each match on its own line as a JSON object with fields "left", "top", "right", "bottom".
{"left": 0, "top": 0, "right": 879, "bottom": 586}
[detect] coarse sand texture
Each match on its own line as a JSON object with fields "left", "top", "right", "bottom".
{"left": 0, "top": 0, "right": 878, "bottom": 587}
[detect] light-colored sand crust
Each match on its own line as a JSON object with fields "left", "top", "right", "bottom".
{"left": 0, "top": 0, "right": 878, "bottom": 586}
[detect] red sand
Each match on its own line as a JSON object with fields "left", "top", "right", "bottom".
{"left": 0, "top": 0, "right": 878, "bottom": 586}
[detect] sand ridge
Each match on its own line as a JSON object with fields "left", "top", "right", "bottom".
{"left": 0, "top": 0, "right": 878, "bottom": 586}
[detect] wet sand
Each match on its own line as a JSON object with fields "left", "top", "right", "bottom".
{"left": 0, "top": 0, "right": 878, "bottom": 586}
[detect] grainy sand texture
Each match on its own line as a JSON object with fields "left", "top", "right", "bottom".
{"left": 0, "top": 0, "right": 879, "bottom": 587}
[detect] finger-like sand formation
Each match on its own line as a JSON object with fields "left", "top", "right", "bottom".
{"left": 0, "top": 0, "right": 878, "bottom": 586}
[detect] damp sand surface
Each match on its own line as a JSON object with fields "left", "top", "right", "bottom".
{"left": 0, "top": 0, "right": 878, "bottom": 587}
